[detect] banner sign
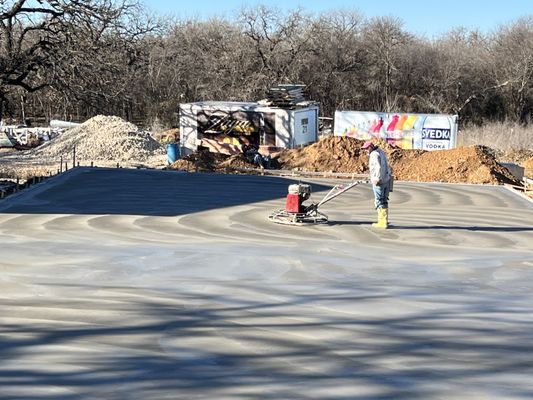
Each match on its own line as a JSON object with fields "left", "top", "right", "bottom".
{"left": 333, "top": 111, "right": 458, "bottom": 150}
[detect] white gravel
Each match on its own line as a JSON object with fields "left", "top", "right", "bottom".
{"left": 32, "top": 115, "right": 165, "bottom": 162}
{"left": 0, "top": 115, "right": 167, "bottom": 177}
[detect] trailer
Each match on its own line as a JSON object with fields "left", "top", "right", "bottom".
{"left": 179, "top": 101, "right": 319, "bottom": 156}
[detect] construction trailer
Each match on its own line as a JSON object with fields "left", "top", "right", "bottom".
{"left": 179, "top": 101, "right": 319, "bottom": 156}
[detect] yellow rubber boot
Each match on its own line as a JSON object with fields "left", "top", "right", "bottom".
{"left": 372, "top": 208, "right": 388, "bottom": 229}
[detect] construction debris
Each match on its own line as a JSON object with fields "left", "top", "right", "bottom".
{"left": 265, "top": 84, "right": 309, "bottom": 107}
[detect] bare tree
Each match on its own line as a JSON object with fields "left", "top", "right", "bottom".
{"left": 490, "top": 17, "right": 533, "bottom": 122}
{"left": 238, "top": 5, "right": 312, "bottom": 84}
{"left": 300, "top": 11, "right": 366, "bottom": 115}
{"left": 0, "top": 0, "right": 153, "bottom": 120}
{"left": 2, "top": 4, "right": 531, "bottom": 128}
{"left": 362, "top": 17, "right": 411, "bottom": 111}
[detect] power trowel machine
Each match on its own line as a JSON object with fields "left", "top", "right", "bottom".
{"left": 268, "top": 180, "right": 366, "bottom": 226}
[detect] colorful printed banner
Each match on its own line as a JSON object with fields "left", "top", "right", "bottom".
{"left": 334, "top": 111, "right": 458, "bottom": 150}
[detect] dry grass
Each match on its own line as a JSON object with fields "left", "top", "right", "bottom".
{"left": 458, "top": 121, "right": 532, "bottom": 150}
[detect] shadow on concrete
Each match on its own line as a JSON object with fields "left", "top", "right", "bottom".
{"left": 0, "top": 167, "right": 332, "bottom": 217}
{"left": 393, "top": 225, "right": 533, "bottom": 232}
{"left": 330, "top": 221, "right": 533, "bottom": 232}
{"left": 1, "top": 282, "right": 532, "bottom": 399}
{"left": 328, "top": 220, "right": 369, "bottom": 227}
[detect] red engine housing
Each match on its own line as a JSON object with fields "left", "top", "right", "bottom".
{"left": 284, "top": 184, "right": 311, "bottom": 214}
{"left": 285, "top": 193, "right": 301, "bottom": 213}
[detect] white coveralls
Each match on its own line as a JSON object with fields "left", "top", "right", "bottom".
{"left": 369, "top": 147, "right": 392, "bottom": 209}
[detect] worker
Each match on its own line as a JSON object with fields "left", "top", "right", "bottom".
{"left": 242, "top": 142, "right": 271, "bottom": 169}
{"left": 362, "top": 140, "right": 392, "bottom": 228}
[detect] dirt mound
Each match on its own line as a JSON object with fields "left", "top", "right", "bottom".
{"left": 170, "top": 149, "right": 275, "bottom": 173}
{"left": 169, "top": 136, "right": 519, "bottom": 185}
{"left": 275, "top": 136, "right": 369, "bottom": 172}
{"left": 171, "top": 150, "right": 256, "bottom": 172}
{"left": 31, "top": 115, "right": 165, "bottom": 162}
{"left": 219, "top": 154, "right": 259, "bottom": 169}
{"left": 171, "top": 150, "right": 223, "bottom": 172}
{"left": 390, "top": 146, "right": 518, "bottom": 184}
{"left": 274, "top": 136, "right": 518, "bottom": 185}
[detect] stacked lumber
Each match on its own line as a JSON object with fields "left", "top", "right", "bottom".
{"left": 266, "top": 84, "right": 308, "bottom": 107}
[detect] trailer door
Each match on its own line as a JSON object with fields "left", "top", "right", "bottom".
{"left": 292, "top": 108, "right": 318, "bottom": 146}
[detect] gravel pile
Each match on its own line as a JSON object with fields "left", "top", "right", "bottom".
{"left": 31, "top": 115, "right": 165, "bottom": 162}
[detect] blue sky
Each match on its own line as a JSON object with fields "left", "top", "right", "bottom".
{"left": 142, "top": 0, "right": 532, "bottom": 38}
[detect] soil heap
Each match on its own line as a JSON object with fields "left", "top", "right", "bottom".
{"left": 170, "top": 150, "right": 255, "bottom": 173}
{"left": 389, "top": 146, "right": 517, "bottom": 185}
{"left": 167, "top": 136, "right": 520, "bottom": 185}
{"left": 275, "top": 136, "right": 368, "bottom": 173}
{"left": 275, "top": 136, "right": 519, "bottom": 185}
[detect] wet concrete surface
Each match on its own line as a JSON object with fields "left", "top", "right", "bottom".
{"left": 1, "top": 167, "right": 532, "bottom": 399}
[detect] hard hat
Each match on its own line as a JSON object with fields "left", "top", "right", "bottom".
{"left": 362, "top": 141, "right": 374, "bottom": 149}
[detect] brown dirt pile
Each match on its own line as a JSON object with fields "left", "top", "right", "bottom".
{"left": 275, "top": 136, "right": 369, "bottom": 173}
{"left": 390, "top": 146, "right": 517, "bottom": 185}
{"left": 169, "top": 136, "right": 519, "bottom": 185}
{"left": 170, "top": 150, "right": 255, "bottom": 172}
{"left": 275, "top": 136, "right": 518, "bottom": 185}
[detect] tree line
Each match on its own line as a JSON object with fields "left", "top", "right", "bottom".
{"left": 1, "top": 1, "right": 532, "bottom": 129}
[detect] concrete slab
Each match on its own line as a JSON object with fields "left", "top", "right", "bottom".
{"left": 1, "top": 167, "right": 532, "bottom": 399}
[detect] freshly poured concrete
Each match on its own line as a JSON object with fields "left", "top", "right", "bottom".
{"left": 1, "top": 167, "right": 532, "bottom": 399}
